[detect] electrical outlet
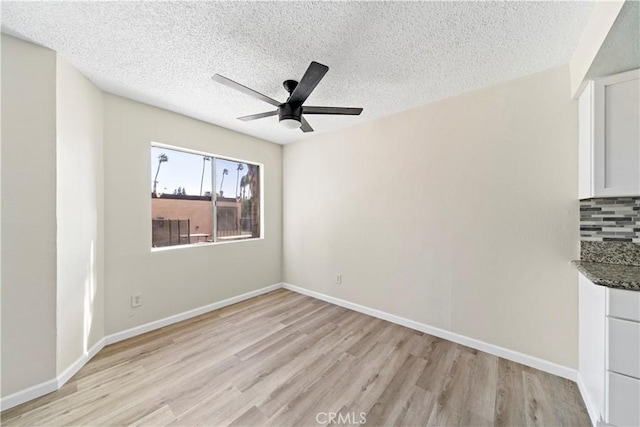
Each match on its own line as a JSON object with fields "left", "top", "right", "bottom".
{"left": 131, "top": 293, "right": 143, "bottom": 308}
{"left": 336, "top": 274, "right": 342, "bottom": 285}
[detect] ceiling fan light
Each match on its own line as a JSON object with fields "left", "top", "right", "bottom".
{"left": 280, "top": 118, "right": 301, "bottom": 129}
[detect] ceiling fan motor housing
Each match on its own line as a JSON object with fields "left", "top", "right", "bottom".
{"left": 278, "top": 103, "right": 302, "bottom": 123}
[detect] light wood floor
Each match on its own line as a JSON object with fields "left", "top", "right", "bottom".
{"left": 1, "top": 289, "right": 590, "bottom": 426}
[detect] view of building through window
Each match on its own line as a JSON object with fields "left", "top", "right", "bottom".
{"left": 150, "top": 145, "right": 261, "bottom": 247}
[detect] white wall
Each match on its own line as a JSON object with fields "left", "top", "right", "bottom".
{"left": 283, "top": 65, "right": 580, "bottom": 368}
{"left": 103, "top": 94, "right": 282, "bottom": 334}
{"left": 1, "top": 34, "right": 58, "bottom": 396}
{"left": 0, "top": 35, "right": 281, "bottom": 403}
{"left": 55, "top": 56, "right": 104, "bottom": 374}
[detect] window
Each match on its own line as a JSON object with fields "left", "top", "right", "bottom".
{"left": 150, "top": 145, "right": 261, "bottom": 248}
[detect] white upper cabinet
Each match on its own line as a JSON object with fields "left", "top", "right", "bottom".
{"left": 579, "top": 69, "right": 640, "bottom": 199}
{"left": 579, "top": 81, "right": 595, "bottom": 199}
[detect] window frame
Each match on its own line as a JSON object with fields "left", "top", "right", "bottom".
{"left": 150, "top": 142, "right": 264, "bottom": 251}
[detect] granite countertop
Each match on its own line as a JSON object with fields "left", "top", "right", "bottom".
{"left": 573, "top": 261, "right": 640, "bottom": 291}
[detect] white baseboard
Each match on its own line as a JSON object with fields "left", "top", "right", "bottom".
{"left": 0, "top": 378, "right": 58, "bottom": 412}
{"left": 0, "top": 283, "right": 283, "bottom": 412}
{"left": 56, "top": 339, "right": 106, "bottom": 388}
{"left": 577, "top": 372, "right": 599, "bottom": 427}
{"left": 0, "top": 347, "right": 100, "bottom": 411}
{"left": 282, "top": 283, "right": 578, "bottom": 382}
{"left": 103, "top": 283, "right": 282, "bottom": 345}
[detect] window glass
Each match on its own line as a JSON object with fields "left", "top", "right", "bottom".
{"left": 150, "top": 145, "right": 260, "bottom": 248}
{"left": 215, "top": 158, "right": 261, "bottom": 241}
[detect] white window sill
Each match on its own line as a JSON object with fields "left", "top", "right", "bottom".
{"left": 151, "top": 236, "right": 263, "bottom": 252}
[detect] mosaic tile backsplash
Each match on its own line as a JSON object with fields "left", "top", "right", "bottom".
{"left": 580, "top": 197, "right": 640, "bottom": 243}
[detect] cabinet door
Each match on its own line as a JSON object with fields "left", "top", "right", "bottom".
{"left": 608, "top": 371, "right": 640, "bottom": 427}
{"left": 608, "top": 317, "right": 640, "bottom": 379}
{"left": 579, "top": 273, "right": 607, "bottom": 421}
{"left": 609, "top": 287, "right": 640, "bottom": 322}
{"left": 594, "top": 69, "right": 640, "bottom": 197}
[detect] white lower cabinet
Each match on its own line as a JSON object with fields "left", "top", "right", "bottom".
{"left": 608, "top": 372, "right": 640, "bottom": 427}
{"left": 606, "top": 288, "right": 640, "bottom": 427}
{"left": 608, "top": 317, "right": 640, "bottom": 379}
{"left": 609, "top": 288, "right": 640, "bottom": 322}
{"left": 579, "top": 274, "right": 607, "bottom": 421}
{"left": 579, "top": 274, "right": 640, "bottom": 426}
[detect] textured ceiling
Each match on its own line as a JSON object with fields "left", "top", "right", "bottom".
{"left": 587, "top": 0, "right": 639, "bottom": 79}
{"left": 1, "top": 1, "right": 594, "bottom": 145}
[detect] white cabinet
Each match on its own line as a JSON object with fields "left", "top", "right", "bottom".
{"left": 609, "top": 287, "right": 640, "bottom": 321}
{"left": 579, "top": 273, "right": 607, "bottom": 421}
{"left": 607, "top": 317, "right": 640, "bottom": 379}
{"left": 578, "top": 69, "right": 640, "bottom": 198}
{"left": 606, "top": 288, "right": 640, "bottom": 427}
{"left": 579, "top": 82, "right": 595, "bottom": 199}
{"left": 608, "top": 372, "right": 640, "bottom": 427}
{"left": 579, "top": 275, "right": 640, "bottom": 426}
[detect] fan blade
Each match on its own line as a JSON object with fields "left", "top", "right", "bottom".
{"left": 212, "top": 74, "right": 281, "bottom": 107}
{"left": 237, "top": 111, "right": 278, "bottom": 121}
{"left": 303, "top": 106, "right": 363, "bottom": 115}
{"left": 288, "top": 61, "right": 329, "bottom": 105}
{"left": 300, "top": 116, "right": 314, "bottom": 133}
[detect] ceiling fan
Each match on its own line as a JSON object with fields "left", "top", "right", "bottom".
{"left": 212, "top": 61, "right": 363, "bottom": 132}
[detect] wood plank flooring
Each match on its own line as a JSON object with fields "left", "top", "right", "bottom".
{"left": 1, "top": 289, "right": 590, "bottom": 426}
